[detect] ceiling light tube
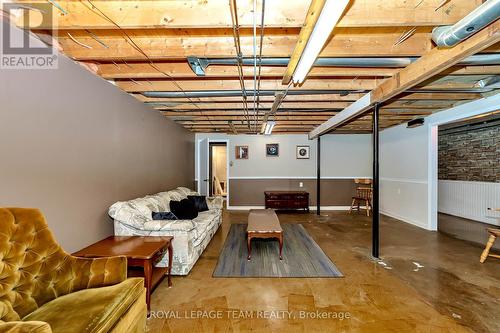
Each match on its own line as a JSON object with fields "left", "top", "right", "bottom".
{"left": 292, "top": 0, "right": 351, "bottom": 84}
{"left": 261, "top": 121, "right": 276, "bottom": 135}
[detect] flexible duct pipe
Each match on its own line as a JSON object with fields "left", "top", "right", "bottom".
{"left": 432, "top": 0, "right": 500, "bottom": 47}
{"left": 187, "top": 54, "right": 500, "bottom": 75}
{"left": 143, "top": 87, "right": 493, "bottom": 99}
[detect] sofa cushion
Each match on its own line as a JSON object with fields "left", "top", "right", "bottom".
{"left": 190, "top": 210, "right": 220, "bottom": 247}
{"left": 170, "top": 199, "right": 198, "bottom": 220}
{"left": 152, "top": 211, "right": 177, "bottom": 220}
{"left": 177, "top": 187, "right": 198, "bottom": 196}
{"left": 22, "top": 278, "right": 144, "bottom": 333}
{"left": 187, "top": 195, "right": 209, "bottom": 212}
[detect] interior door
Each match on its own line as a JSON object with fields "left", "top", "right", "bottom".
{"left": 198, "top": 138, "right": 209, "bottom": 196}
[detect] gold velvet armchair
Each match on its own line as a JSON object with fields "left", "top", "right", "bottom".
{"left": 0, "top": 208, "right": 147, "bottom": 333}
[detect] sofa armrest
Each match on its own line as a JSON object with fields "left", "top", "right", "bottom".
{"left": 207, "top": 196, "right": 223, "bottom": 210}
{"left": 0, "top": 321, "right": 51, "bottom": 333}
{"left": 69, "top": 256, "right": 128, "bottom": 291}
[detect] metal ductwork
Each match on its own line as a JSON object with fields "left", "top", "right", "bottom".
{"left": 187, "top": 56, "right": 418, "bottom": 75}
{"left": 143, "top": 87, "right": 495, "bottom": 99}
{"left": 187, "top": 54, "right": 500, "bottom": 76}
{"left": 459, "top": 54, "right": 500, "bottom": 65}
{"left": 475, "top": 75, "right": 500, "bottom": 88}
{"left": 432, "top": 0, "right": 500, "bottom": 47}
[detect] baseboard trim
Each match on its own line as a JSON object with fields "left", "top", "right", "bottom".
{"left": 228, "top": 176, "right": 371, "bottom": 180}
{"left": 380, "top": 210, "right": 431, "bottom": 230}
{"left": 226, "top": 205, "right": 351, "bottom": 211}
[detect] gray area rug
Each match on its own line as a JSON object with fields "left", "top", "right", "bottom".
{"left": 213, "top": 224, "right": 343, "bottom": 277}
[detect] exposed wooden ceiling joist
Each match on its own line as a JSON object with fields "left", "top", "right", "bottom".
{"left": 11, "top": 0, "right": 499, "bottom": 134}
{"left": 134, "top": 92, "right": 482, "bottom": 104}
{"left": 151, "top": 101, "right": 450, "bottom": 111}
{"left": 309, "top": 20, "right": 500, "bottom": 138}
{"left": 56, "top": 28, "right": 445, "bottom": 61}
{"left": 97, "top": 63, "right": 500, "bottom": 80}
{"left": 18, "top": 0, "right": 482, "bottom": 29}
{"left": 115, "top": 78, "right": 381, "bottom": 92}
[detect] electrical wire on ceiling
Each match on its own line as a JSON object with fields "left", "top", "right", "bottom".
{"left": 80, "top": 0, "right": 213, "bottom": 126}
{"left": 252, "top": 0, "right": 257, "bottom": 132}
{"left": 47, "top": 0, "right": 68, "bottom": 15}
{"left": 67, "top": 32, "right": 92, "bottom": 49}
{"left": 255, "top": 0, "right": 266, "bottom": 133}
{"left": 264, "top": 81, "right": 293, "bottom": 124}
{"left": 229, "top": 0, "right": 251, "bottom": 130}
{"left": 85, "top": 29, "right": 109, "bottom": 48}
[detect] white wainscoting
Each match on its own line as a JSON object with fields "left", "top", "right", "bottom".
{"left": 438, "top": 180, "right": 500, "bottom": 226}
{"left": 380, "top": 178, "right": 429, "bottom": 229}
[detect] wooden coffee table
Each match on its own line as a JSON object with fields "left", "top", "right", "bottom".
{"left": 73, "top": 236, "right": 173, "bottom": 314}
{"left": 247, "top": 209, "right": 283, "bottom": 260}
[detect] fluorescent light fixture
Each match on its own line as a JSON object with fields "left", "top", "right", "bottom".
{"left": 261, "top": 121, "right": 276, "bottom": 135}
{"left": 292, "top": 0, "right": 350, "bottom": 84}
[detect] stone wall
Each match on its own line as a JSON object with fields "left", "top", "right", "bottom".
{"left": 438, "top": 124, "right": 499, "bottom": 182}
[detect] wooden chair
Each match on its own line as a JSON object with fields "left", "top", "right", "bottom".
{"left": 480, "top": 208, "right": 500, "bottom": 263}
{"left": 480, "top": 228, "right": 500, "bottom": 263}
{"left": 349, "top": 179, "right": 373, "bottom": 216}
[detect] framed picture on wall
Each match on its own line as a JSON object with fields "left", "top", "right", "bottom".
{"left": 235, "top": 145, "right": 248, "bottom": 159}
{"left": 296, "top": 145, "right": 310, "bottom": 159}
{"left": 266, "top": 143, "right": 279, "bottom": 157}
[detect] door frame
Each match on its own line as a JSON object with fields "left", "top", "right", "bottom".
{"left": 209, "top": 142, "right": 227, "bottom": 197}
{"left": 426, "top": 96, "right": 500, "bottom": 231}
{"left": 198, "top": 139, "right": 229, "bottom": 203}
{"left": 196, "top": 138, "right": 210, "bottom": 196}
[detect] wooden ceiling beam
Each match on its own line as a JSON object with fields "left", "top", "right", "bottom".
{"left": 56, "top": 28, "right": 438, "bottom": 61}
{"left": 97, "top": 63, "right": 398, "bottom": 79}
{"left": 151, "top": 99, "right": 451, "bottom": 110}
{"left": 16, "top": 0, "right": 482, "bottom": 30}
{"left": 133, "top": 93, "right": 365, "bottom": 103}
{"left": 173, "top": 115, "right": 417, "bottom": 122}
{"left": 309, "top": 20, "right": 500, "bottom": 138}
{"left": 160, "top": 110, "right": 433, "bottom": 117}
{"left": 95, "top": 63, "right": 500, "bottom": 80}
{"left": 115, "top": 78, "right": 380, "bottom": 92}
{"left": 115, "top": 78, "right": 479, "bottom": 93}
{"left": 134, "top": 92, "right": 481, "bottom": 104}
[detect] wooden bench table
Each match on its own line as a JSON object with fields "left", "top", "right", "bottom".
{"left": 247, "top": 209, "right": 283, "bottom": 260}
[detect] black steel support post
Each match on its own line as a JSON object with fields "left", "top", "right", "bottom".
{"left": 372, "top": 103, "right": 380, "bottom": 258}
{"left": 316, "top": 136, "right": 321, "bottom": 215}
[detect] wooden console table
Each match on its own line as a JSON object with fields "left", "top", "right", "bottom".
{"left": 265, "top": 191, "right": 309, "bottom": 211}
{"left": 73, "top": 236, "right": 173, "bottom": 314}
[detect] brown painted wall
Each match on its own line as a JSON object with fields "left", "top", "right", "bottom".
{"left": 229, "top": 179, "right": 357, "bottom": 206}
{"left": 0, "top": 56, "right": 194, "bottom": 253}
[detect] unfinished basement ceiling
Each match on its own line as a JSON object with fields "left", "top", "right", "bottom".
{"left": 12, "top": 0, "right": 500, "bottom": 134}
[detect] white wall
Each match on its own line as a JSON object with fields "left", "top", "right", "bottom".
{"left": 439, "top": 180, "right": 500, "bottom": 226}
{"left": 380, "top": 123, "right": 429, "bottom": 229}
{"left": 380, "top": 93, "right": 500, "bottom": 230}
{"left": 195, "top": 133, "right": 372, "bottom": 179}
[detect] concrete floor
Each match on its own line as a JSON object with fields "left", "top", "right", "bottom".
{"left": 147, "top": 210, "right": 499, "bottom": 333}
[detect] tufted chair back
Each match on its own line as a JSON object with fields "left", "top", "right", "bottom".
{"left": 0, "top": 208, "right": 110, "bottom": 322}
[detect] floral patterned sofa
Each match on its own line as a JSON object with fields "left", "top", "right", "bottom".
{"left": 108, "top": 187, "right": 223, "bottom": 275}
